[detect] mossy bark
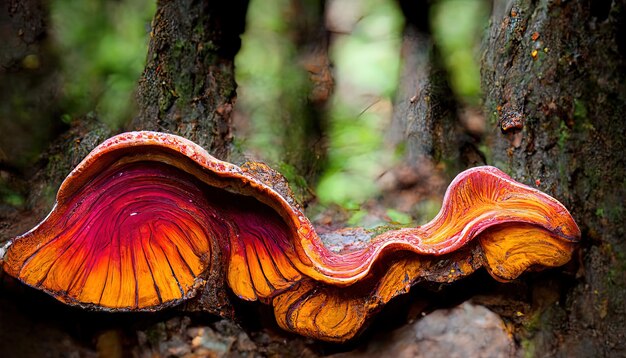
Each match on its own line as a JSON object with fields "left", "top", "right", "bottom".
{"left": 481, "top": 0, "right": 626, "bottom": 356}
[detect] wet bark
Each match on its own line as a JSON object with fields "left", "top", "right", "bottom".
{"left": 481, "top": 0, "right": 626, "bottom": 356}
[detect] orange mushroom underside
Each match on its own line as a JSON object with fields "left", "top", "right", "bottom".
{"left": 1, "top": 131, "right": 580, "bottom": 342}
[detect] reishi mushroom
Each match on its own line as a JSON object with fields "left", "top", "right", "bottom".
{"left": 0, "top": 131, "right": 580, "bottom": 342}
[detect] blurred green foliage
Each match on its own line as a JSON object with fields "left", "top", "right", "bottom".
{"left": 431, "top": 0, "right": 489, "bottom": 104}
{"left": 235, "top": 0, "right": 312, "bottom": 166}
{"left": 51, "top": 0, "right": 155, "bottom": 128}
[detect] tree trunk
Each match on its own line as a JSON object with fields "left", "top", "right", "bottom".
{"left": 129, "top": 0, "right": 249, "bottom": 160}
{"left": 481, "top": 0, "right": 626, "bottom": 356}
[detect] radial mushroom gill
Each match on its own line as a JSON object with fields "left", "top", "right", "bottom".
{"left": 1, "top": 131, "right": 580, "bottom": 342}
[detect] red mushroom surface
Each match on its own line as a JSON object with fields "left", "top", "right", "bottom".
{"left": 1, "top": 131, "right": 580, "bottom": 342}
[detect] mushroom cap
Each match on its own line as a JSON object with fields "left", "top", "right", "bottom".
{"left": 2, "top": 131, "right": 580, "bottom": 340}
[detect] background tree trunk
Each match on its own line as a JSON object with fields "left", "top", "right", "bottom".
{"left": 391, "top": 0, "right": 462, "bottom": 170}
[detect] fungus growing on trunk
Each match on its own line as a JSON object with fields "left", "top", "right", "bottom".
{"left": 1, "top": 131, "right": 580, "bottom": 342}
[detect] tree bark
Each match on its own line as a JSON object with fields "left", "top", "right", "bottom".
{"left": 481, "top": 0, "right": 626, "bottom": 356}
{"left": 384, "top": 0, "right": 486, "bottom": 213}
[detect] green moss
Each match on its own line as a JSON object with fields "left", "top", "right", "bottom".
{"left": 519, "top": 304, "right": 568, "bottom": 357}
{"left": 171, "top": 39, "right": 186, "bottom": 58}
{"left": 520, "top": 339, "right": 536, "bottom": 358}
{"left": 607, "top": 266, "right": 624, "bottom": 287}
{"left": 198, "top": 41, "right": 218, "bottom": 73}
{"left": 276, "top": 162, "right": 310, "bottom": 204}
{"left": 557, "top": 120, "right": 570, "bottom": 150}
{"left": 604, "top": 243, "right": 626, "bottom": 294}
{"left": 592, "top": 199, "right": 625, "bottom": 243}
{"left": 385, "top": 209, "right": 412, "bottom": 225}
{"left": 365, "top": 224, "right": 406, "bottom": 236}
{"left": 573, "top": 99, "right": 588, "bottom": 121}
{"left": 168, "top": 40, "right": 200, "bottom": 102}
{"left": 193, "top": 21, "right": 205, "bottom": 36}
{"left": 173, "top": 72, "right": 193, "bottom": 102}
{"left": 217, "top": 74, "right": 236, "bottom": 99}
{"left": 158, "top": 89, "right": 176, "bottom": 116}
{"left": 572, "top": 99, "right": 596, "bottom": 132}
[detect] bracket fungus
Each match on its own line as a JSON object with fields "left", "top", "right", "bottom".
{"left": 1, "top": 131, "right": 580, "bottom": 342}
